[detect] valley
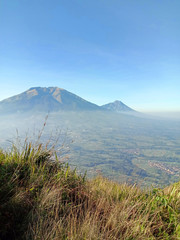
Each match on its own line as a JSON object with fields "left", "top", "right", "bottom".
{"left": 0, "top": 110, "right": 179, "bottom": 188}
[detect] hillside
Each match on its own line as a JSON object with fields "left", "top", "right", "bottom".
{"left": 0, "top": 141, "right": 180, "bottom": 240}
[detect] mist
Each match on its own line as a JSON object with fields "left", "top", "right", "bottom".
{"left": 142, "top": 111, "right": 180, "bottom": 120}
{"left": 0, "top": 111, "right": 180, "bottom": 187}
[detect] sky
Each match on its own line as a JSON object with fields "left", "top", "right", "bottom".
{"left": 0, "top": 0, "right": 180, "bottom": 112}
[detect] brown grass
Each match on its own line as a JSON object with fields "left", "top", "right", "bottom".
{"left": 0, "top": 142, "right": 180, "bottom": 239}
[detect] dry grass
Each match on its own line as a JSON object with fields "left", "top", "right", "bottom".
{"left": 0, "top": 142, "right": 180, "bottom": 240}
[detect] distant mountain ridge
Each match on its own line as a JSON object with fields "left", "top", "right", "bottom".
{"left": 0, "top": 87, "right": 135, "bottom": 113}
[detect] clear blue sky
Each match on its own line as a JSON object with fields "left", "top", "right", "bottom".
{"left": 0, "top": 0, "right": 180, "bottom": 111}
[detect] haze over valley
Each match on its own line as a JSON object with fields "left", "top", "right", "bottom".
{"left": 0, "top": 87, "right": 180, "bottom": 188}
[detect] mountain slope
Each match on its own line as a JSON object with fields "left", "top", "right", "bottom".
{"left": 101, "top": 100, "right": 135, "bottom": 112}
{"left": 0, "top": 87, "right": 101, "bottom": 113}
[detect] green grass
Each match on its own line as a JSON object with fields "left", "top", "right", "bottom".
{"left": 0, "top": 141, "right": 180, "bottom": 240}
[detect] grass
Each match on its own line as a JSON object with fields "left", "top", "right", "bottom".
{"left": 0, "top": 140, "right": 180, "bottom": 240}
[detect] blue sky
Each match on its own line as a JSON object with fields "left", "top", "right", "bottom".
{"left": 0, "top": 0, "right": 180, "bottom": 111}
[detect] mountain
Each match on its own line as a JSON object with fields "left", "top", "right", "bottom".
{"left": 0, "top": 87, "right": 136, "bottom": 114}
{"left": 0, "top": 87, "right": 101, "bottom": 113}
{"left": 101, "top": 100, "right": 135, "bottom": 112}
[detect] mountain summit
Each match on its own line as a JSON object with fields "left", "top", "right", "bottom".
{"left": 101, "top": 100, "right": 134, "bottom": 112}
{"left": 0, "top": 87, "right": 101, "bottom": 113}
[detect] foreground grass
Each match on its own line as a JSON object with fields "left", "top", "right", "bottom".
{"left": 0, "top": 142, "right": 180, "bottom": 240}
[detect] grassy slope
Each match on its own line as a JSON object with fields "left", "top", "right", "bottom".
{"left": 0, "top": 142, "right": 180, "bottom": 240}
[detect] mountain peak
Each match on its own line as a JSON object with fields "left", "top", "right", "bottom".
{"left": 101, "top": 100, "right": 134, "bottom": 112}
{"left": 0, "top": 87, "right": 101, "bottom": 113}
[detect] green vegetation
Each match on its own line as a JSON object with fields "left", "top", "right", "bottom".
{"left": 1, "top": 111, "right": 180, "bottom": 187}
{"left": 0, "top": 141, "right": 180, "bottom": 240}
{"left": 46, "top": 111, "right": 180, "bottom": 187}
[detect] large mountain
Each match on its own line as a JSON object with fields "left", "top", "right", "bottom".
{"left": 0, "top": 87, "right": 101, "bottom": 113}
{"left": 101, "top": 100, "right": 134, "bottom": 112}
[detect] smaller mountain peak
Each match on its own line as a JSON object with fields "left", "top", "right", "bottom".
{"left": 101, "top": 100, "right": 134, "bottom": 112}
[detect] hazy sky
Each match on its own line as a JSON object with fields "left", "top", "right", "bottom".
{"left": 0, "top": 0, "right": 180, "bottom": 111}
